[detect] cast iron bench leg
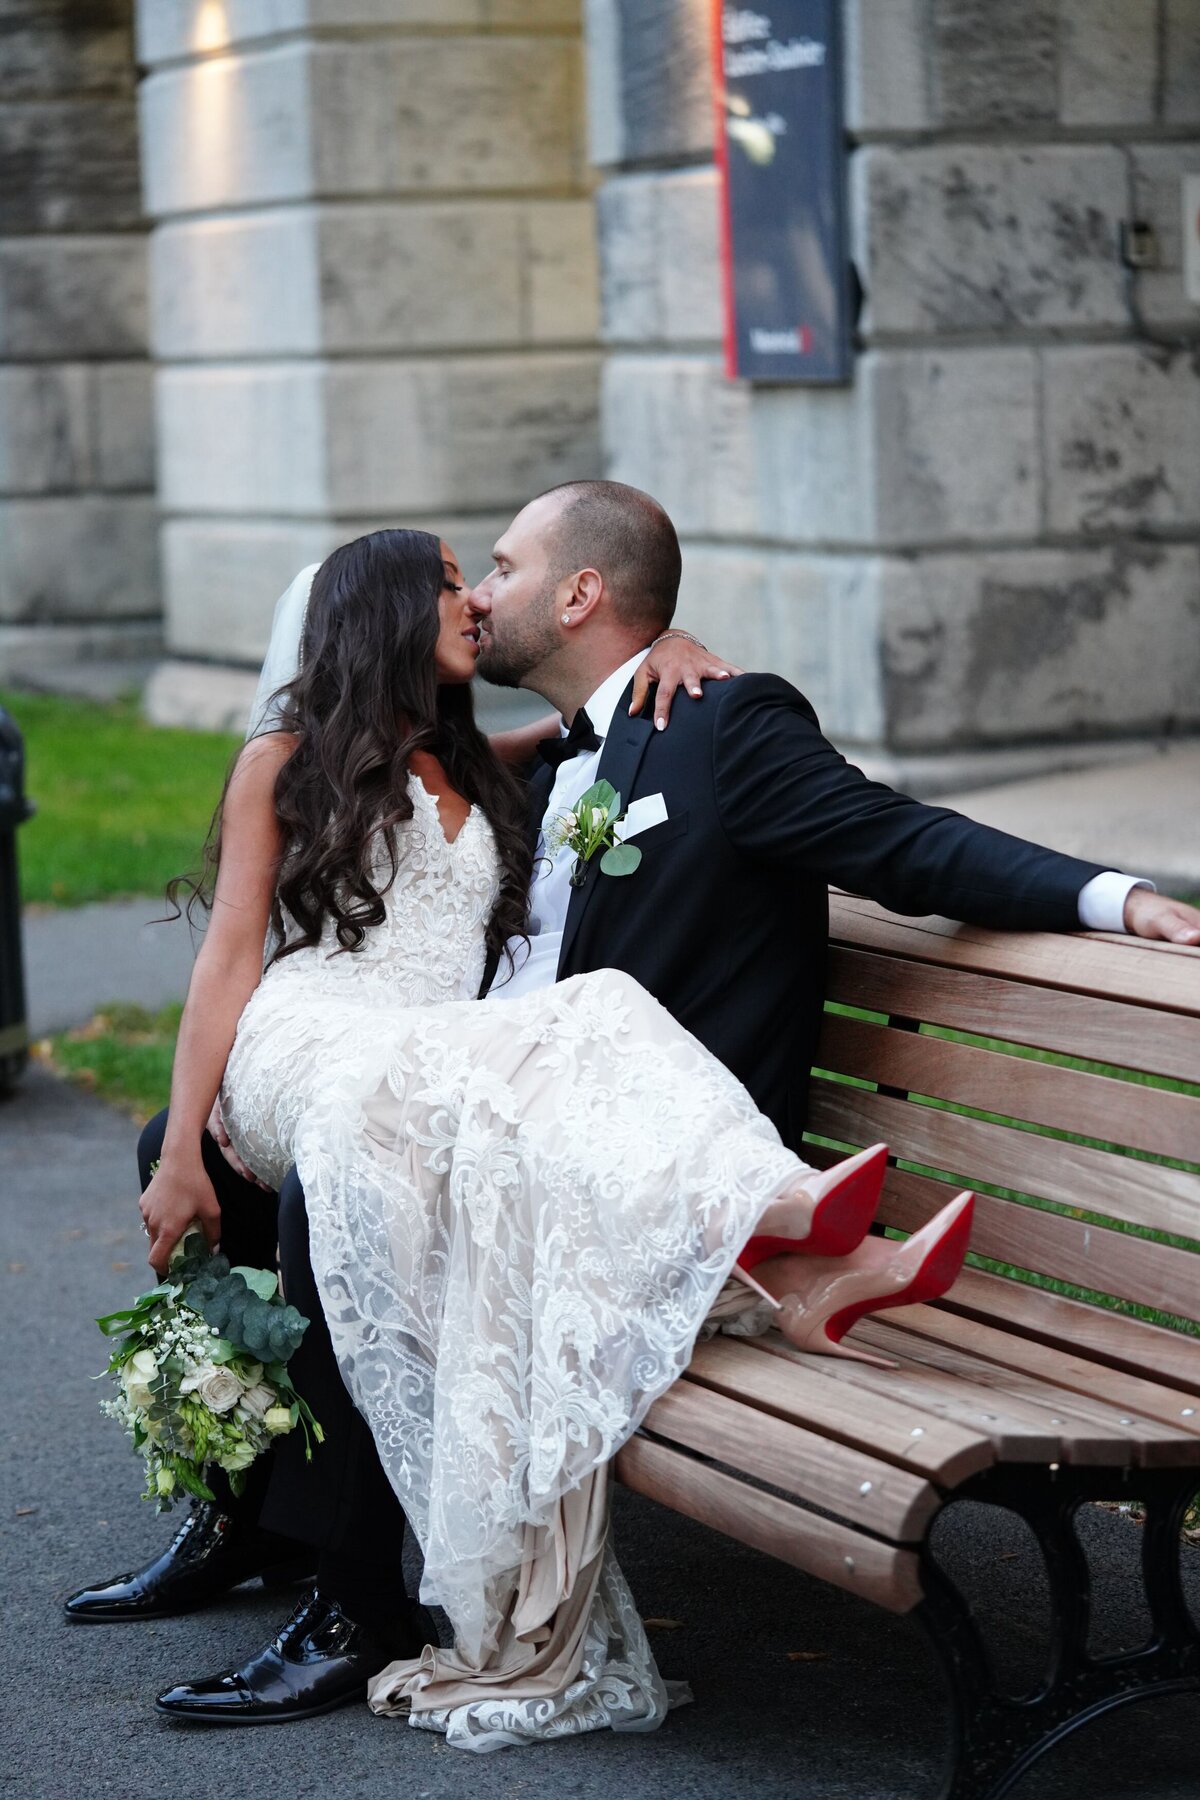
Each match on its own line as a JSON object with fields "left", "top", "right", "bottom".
{"left": 916, "top": 1468, "right": 1200, "bottom": 1800}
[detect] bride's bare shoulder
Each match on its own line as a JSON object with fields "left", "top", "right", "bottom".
{"left": 226, "top": 729, "right": 300, "bottom": 804}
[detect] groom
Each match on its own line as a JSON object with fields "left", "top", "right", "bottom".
{"left": 68, "top": 482, "right": 1200, "bottom": 1721}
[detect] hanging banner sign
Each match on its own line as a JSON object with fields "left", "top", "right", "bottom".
{"left": 712, "top": 1, "right": 852, "bottom": 383}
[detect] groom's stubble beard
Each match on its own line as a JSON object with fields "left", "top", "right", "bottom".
{"left": 476, "top": 573, "right": 562, "bottom": 692}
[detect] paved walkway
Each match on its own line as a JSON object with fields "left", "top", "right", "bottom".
{"left": 2, "top": 1065, "right": 1197, "bottom": 1799}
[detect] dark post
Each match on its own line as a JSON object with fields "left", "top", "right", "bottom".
{"left": 0, "top": 703, "right": 35, "bottom": 1093}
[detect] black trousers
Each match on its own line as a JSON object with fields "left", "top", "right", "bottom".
{"left": 138, "top": 1111, "right": 408, "bottom": 1556}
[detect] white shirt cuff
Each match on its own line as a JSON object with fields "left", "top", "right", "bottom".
{"left": 1077, "top": 871, "right": 1155, "bottom": 933}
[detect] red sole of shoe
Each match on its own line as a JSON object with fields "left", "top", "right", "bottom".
{"left": 738, "top": 1146, "right": 889, "bottom": 1269}
{"left": 821, "top": 1197, "right": 975, "bottom": 1350}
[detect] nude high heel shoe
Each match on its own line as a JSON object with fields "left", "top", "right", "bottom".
{"left": 732, "top": 1190, "right": 976, "bottom": 1369}
{"left": 738, "top": 1143, "right": 889, "bottom": 1269}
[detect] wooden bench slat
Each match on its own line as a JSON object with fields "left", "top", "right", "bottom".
{"left": 877, "top": 1301, "right": 1200, "bottom": 1443}
{"left": 643, "top": 1380, "right": 939, "bottom": 1542}
{"left": 684, "top": 1337, "right": 994, "bottom": 1487}
{"left": 750, "top": 1333, "right": 1129, "bottom": 1465}
{"left": 817, "top": 1013, "right": 1200, "bottom": 1164}
{"left": 807, "top": 1082, "right": 1200, "bottom": 1244}
{"left": 826, "top": 946, "right": 1200, "bottom": 1084}
{"left": 852, "top": 1318, "right": 1200, "bottom": 1469}
{"left": 829, "top": 896, "right": 1200, "bottom": 1016}
{"left": 873, "top": 1164, "right": 1200, "bottom": 1327}
{"left": 940, "top": 1267, "right": 1200, "bottom": 1391}
{"left": 614, "top": 1434, "right": 925, "bottom": 1614}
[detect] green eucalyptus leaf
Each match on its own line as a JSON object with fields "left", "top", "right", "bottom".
{"left": 600, "top": 842, "right": 642, "bottom": 877}
{"left": 232, "top": 1265, "right": 279, "bottom": 1302}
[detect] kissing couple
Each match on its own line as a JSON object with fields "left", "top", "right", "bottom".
{"left": 67, "top": 481, "right": 1200, "bottom": 1751}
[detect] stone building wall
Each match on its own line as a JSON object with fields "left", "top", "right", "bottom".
{"left": 588, "top": 0, "right": 1200, "bottom": 782}
{"left": 137, "top": 0, "right": 601, "bottom": 729}
{"left": 0, "top": 0, "right": 159, "bottom": 681}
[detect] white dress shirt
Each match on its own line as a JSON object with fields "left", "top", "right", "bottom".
{"left": 491, "top": 651, "right": 648, "bottom": 1001}
{"left": 487, "top": 655, "right": 1148, "bottom": 1001}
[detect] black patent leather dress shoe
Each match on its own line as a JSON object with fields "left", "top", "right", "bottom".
{"left": 63, "top": 1502, "right": 315, "bottom": 1622}
{"left": 154, "top": 1589, "right": 438, "bottom": 1724}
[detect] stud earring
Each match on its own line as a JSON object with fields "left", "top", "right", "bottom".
{"left": 561, "top": 614, "right": 571, "bottom": 625}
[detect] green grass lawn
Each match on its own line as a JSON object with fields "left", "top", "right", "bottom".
{"left": 3, "top": 689, "right": 240, "bottom": 907}
{"left": 37, "top": 1001, "right": 182, "bottom": 1123}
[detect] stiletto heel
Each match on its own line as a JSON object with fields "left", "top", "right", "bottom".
{"left": 732, "top": 1190, "right": 976, "bottom": 1368}
{"left": 738, "top": 1142, "right": 889, "bottom": 1269}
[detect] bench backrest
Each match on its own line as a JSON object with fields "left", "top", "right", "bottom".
{"left": 810, "top": 897, "right": 1200, "bottom": 1376}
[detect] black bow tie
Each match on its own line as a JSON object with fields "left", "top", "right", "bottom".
{"left": 537, "top": 707, "right": 602, "bottom": 770}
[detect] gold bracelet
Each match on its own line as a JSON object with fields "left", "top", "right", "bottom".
{"left": 650, "top": 629, "right": 707, "bottom": 652}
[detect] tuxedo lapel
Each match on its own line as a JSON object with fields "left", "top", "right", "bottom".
{"left": 559, "top": 688, "right": 654, "bottom": 972}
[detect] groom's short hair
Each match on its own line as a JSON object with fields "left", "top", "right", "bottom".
{"left": 537, "top": 480, "right": 681, "bottom": 633}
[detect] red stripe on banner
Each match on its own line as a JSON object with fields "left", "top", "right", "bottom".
{"left": 709, "top": 0, "right": 738, "bottom": 379}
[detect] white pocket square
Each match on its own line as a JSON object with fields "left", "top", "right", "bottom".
{"left": 617, "top": 793, "right": 669, "bottom": 840}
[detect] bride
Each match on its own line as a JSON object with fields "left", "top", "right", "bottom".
{"left": 139, "top": 527, "right": 973, "bottom": 1750}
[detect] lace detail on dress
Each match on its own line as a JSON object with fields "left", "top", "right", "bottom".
{"left": 220, "top": 773, "right": 804, "bottom": 1751}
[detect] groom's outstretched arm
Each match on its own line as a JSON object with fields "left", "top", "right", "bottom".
{"left": 710, "top": 674, "right": 1197, "bottom": 939}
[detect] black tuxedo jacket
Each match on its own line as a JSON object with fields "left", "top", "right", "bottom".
{"left": 486, "top": 674, "right": 1106, "bottom": 1153}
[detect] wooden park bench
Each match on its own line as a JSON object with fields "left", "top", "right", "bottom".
{"left": 615, "top": 894, "right": 1200, "bottom": 1800}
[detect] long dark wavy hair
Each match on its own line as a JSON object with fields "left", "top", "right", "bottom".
{"left": 174, "top": 529, "right": 532, "bottom": 971}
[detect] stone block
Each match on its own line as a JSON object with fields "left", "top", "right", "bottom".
{"left": 1164, "top": 0, "right": 1200, "bottom": 125}
{"left": 869, "top": 349, "right": 1040, "bottom": 546}
{"left": 316, "top": 199, "right": 595, "bottom": 352}
{"left": 930, "top": 0, "right": 1058, "bottom": 129}
{"left": 853, "top": 144, "right": 1126, "bottom": 336}
{"left": 525, "top": 201, "right": 600, "bottom": 343}
{"left": 0, "top": 21, "right": 133, "bottom": 99}
{"left": 0, "top": 236, "right": 147, "bottom": 358}
{"left": 754, "top": 381, "right": 871, "bottom": 546}
{"left": 161, "top": 517, "right": 343, "bottom": 662}
{"left": 602, "top": 356, "right": 758, "bottom": 538}
{"left": 143, "top": 659, "right": 261, "bottom": 734}
{"left": 616, "top": 0, "right": 713, "bottom": 165}
{"left": 842, "top": 0, "right": 930, "bottom": 134}
{"left": 0, "top": 96, "right": 142, "bottom": 231}
{"left": 0, "top": 365, "right": 90, "bottom": 494}
{"left": 323, "top": 353, "right": 602, "bottom": 513}
{"left": 309, "top": 37, "right": 583, "bottom": 198}
{"left": 92, "top": 362, "right": 155, "bottom": 490}
{"left": 0, "top": 495, "right": 159, "bottom": 623}
{"left": 137, "top": 0, "right": 580, "bottom": 65}
{"left": 1058, "top": 0, "right": 1158, "bottom": 126}
{"left": 317, "top": 204, "right": 520, "bottom": 352}
{"left": 138, "top": 46, "right": 315, "bottom": 219}
{"left": 0, "top": 619, "right": 163, "bottom": 690}
{"left": 140, "top": 37, "right": 582, "bottom": 219}
{"left": 156, "top": 365, "right": 329, "bottom": 515}
{"left": 659, "top": 171, "right": 721, "bottom": 343}
{"left": 150, "top": 211, "right": 322, "bottom": 359}
{"left": 598, "top": 170, "right": 721, "bottom": 345}
{"left": 1129, "top": 144, "right": 1200, "bottom": 330}
{"left": 877, "top": 544, "right": 1200, "bottom": 748}
{"left": 583, "top": 0, "right": 623, "bottom": 166}
{"left": 1043, "top": 344, "right": 1200, "bottom": 534}
{"left": 596, "top": 176, "right": 659, "bottom": 341}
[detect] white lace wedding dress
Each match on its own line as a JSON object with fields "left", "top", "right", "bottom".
{"left": 220, "top": 776, "right": 804, "bottom": 1752}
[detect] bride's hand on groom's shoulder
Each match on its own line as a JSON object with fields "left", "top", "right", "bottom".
{"left": 1122, "top": 889, "right": 1200, "bottom": 946}
{"left": 139, "top": 1159, "right": 222, "bottom": 1279}
{"left": 629, "top": 635, "right": 745, "bottom": 732}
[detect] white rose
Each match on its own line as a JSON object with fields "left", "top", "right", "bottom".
{"left": 121, "top": 1348, "right": 158, "bottom": 1411}
{"left": 264, "top": 1405, "right": 294, "bottom": 1436}
{"left": 181, "top": 1362, "right": 243, "bottom": 1415}
{"left": 239, "top": 1382, "right": 276, "bottom": 1420}
{"left": 219, "top": 1440, "right": 256, "bottom": 1472}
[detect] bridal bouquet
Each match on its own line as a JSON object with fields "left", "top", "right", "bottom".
{"left": 97, "top": 1225, "right": 323, "bottom": 1511}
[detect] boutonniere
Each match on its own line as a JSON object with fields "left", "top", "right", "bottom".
{"left": 546, "top": 780, "right": 643, "bottom": 888}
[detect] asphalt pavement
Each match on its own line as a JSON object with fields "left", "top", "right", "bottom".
{"left": 2, "top": 1066, "right": 1197, "bottom": 1800}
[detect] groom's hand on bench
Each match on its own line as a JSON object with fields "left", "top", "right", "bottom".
{"left": 1122, "top": 889, "right": 1200, "bottom": 944}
